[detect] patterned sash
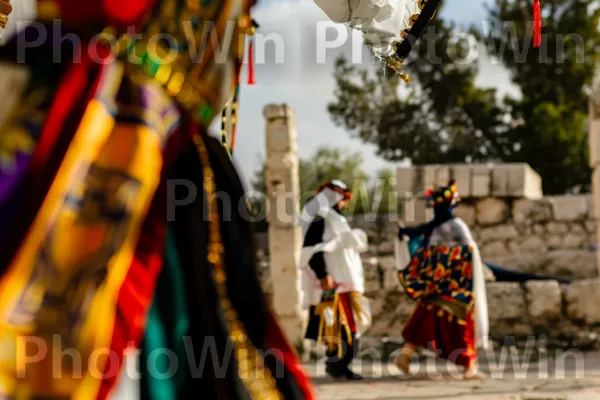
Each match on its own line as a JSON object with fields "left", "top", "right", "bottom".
{"left": 399, "top": 245, "right": 475, "bottom": 308}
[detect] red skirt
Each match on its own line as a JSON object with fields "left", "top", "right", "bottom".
{"left": 402, "top": 302, "right": 476, "bottom": 369}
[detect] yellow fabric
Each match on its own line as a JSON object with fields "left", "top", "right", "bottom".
{"left": 315, "top": 291, "right": 366, "bottom": 358}
{"left": 0, "top": 65, "right": 164, "bottom": 398}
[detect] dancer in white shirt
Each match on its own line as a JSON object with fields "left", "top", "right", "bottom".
{"left": 300, "top": 180, "right": 371, "bottom": 380}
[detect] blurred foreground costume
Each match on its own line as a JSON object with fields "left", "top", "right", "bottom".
{"left": 394, "top": 181, "right": 489, "bottom": 378}
{"left": 0, "top": 1, "right": 313, "bottom": 399}
{"left": 300, "top": 181, "right": 371, "bottom": 380}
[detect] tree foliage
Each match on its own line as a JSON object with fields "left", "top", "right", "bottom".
{"left": 327, "top": 0, "right": 600, "bottom": 194}
{"left": 250, "top": 147, "right": 398, "bottom": 217}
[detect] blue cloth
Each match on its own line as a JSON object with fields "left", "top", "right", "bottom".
{"left": 408, "top": 236, "right": 423, "bottom": 257}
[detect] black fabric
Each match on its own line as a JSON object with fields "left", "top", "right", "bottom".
{"left": 304, "top": 307, "right": 320, "bottom": 341}
{"left": 422, "top": 207, "right": 454, "bottom": 247}
{"left": 325, "top": 331, "right": 357, "bottom": 376}
{"left": 169, "top": 142, "right": 242, "bottom": 400}
{"left": 303, "top": 217, "right": 327, "bottom": 279}
{"left": 399, "top": 206, "right": 454, "bottom": 247}
{"left": 486, "top": 263, "right": 571, "bottom": 284}
{"left": 394, "top": 0, "right": 443, "bottom": 60}
{"left": 167, "top": 135, "right": 307, "bottom": 400}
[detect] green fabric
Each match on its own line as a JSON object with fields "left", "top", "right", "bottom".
{"left": 141, "top": 226, "right": 190, "bottom": 400}
{"left": 408, "top": 236, "right": 423, "bottom": 257}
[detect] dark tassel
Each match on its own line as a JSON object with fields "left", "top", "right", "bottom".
{"left": 533, "top": 0, "right": 542, "bottom": 48}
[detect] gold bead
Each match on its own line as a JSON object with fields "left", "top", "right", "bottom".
{"left": 155, "top": 65, "right": 172, "bottom": 85}
{"left": 214, "top": 270, "right": 226, "bottom": 284}
{"left": 238, "top": 15, "right": 250, "bottom": 29}
{"left": 208, "top": 252, "right": 221, "bottom": 264}
{"left": 211, "top": 243, "right": 224, "bottom": 254}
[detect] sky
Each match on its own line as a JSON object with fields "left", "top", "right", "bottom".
{"left": 216, "top": 0, "right": 522, "bottom": 188}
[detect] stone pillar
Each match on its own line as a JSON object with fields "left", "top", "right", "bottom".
{"left": 589, "top": 70, "right": 600, "bottom": 273}
{"left": 263, "top": 104, "right": 304, "bottom": 345}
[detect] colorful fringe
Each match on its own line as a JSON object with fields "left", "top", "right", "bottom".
{"left": 315, "top": 291, "right": 367, "bottom": 358}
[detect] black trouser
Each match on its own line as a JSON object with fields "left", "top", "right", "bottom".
{"left": 325, "top": 330, "right": 359, "bottom": 375}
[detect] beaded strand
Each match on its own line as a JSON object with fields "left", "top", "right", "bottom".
{"left": 193, "top": 133, "right": 282, "bottom": 400}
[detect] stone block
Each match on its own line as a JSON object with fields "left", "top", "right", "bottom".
{"left": 514, "top": 163, "right": 543, "bottom": 199}
{"left": 482, "top": 253, "right": 546, "bottom": 276}
{"left": 589, "top": 112, "right": 600, "bottom": 167}
{"left": 453, "top": 203, "right": 476, "bottom": 226}
{"left": 480, "top": 241, "right": 508, "bottom": 257}
{"left": 402, "top": 197, "right": 432, "bottom": 225}
{"left": 490, "top": 163, "right": 542, "bottom": 199}
{"left": 513, "top": 199, "right": 553, "bottom": 224}
{"left": 423, "top": 165, "right": 439, "bottom": 190}
{"left": 264, "top": 103, "right": 294, "bottom": 120}
{"left": 507, "top": 240, "right": 520, "bottom": 252}
{"left": 491, "top": 164, "right": 511, "bottom": 197}
{"left": 476, "top": 198, "right": 509, "bottom": 226}
{"left": 378, "top": 256, "right": 396, "bottom": 270}
{"left": 533, "top": 224, "right": 545, "bottom": 235}
{"left": 550, "top": 195, "right": 591, "bottom": 222}
{"left": 565, "top": 279, "right": 600, "bottom": 324}
{"left": 570, "top": 223, "right": 586, "bottom": 234}
{"left": 546, "top": 235, "right": 563, "bottom": 249}
{"left": 471, "top": 165, "right": 491, "bottom": 197}
{"left": 364, "top": 279, "right": 381, "bottom": 293}
{"left": 544, "top": 250, "right": 597, "bottom": 280}
{"left": 519, "top": 236, "right": 548, "bottom": 253}
{"left": 435, "top": 165, "right": 450, "bottom": 187}
{"left": 525, "top": 280, "right": 562, "bottom": 322}
{"left": 486, "top": 282, "right": 527, "bottom": 321}
{"left": 592, "top": 169, "right": 600, "bottom": 220}
{"left": 378, "top": 239, "right": 395, "bottom": 255}
{"left": 479, "top": 224, "right": 518, "bottom": 243}
{"left": 384, "top": 268, "right": 401, "bottom": 291}
{"left": 449, "top": 164, "right": 472, "bottom": 197}
{"left": 563, "top": 233, "right": 587, "bottom": 249}
{"left": 586, "top": 220, "right": 597, "bottom": 234}
{"left": 546, "top": 222, "right": 569, "bottom": 235}
{"left": 396, "top": 167, "right": 415, "bottom": 199}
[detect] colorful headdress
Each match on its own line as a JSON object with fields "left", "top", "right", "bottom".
{"left": 425, "top": 180, "right": 460, "bottom": 208}
{"left": 318, "top": 180, "right": 352, "bottom": 200}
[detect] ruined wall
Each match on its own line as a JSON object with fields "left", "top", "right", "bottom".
{"left": 350, "top": 194, "right": 597, "bottom": 282}
{"left": 255, "top": 162, "right": 600, "bottom": 347}
{"left": 365, "top": 279, "right": 600, "bottom": 349}
{"left": 256, "top": 194, "right": 598, "bottom": 346}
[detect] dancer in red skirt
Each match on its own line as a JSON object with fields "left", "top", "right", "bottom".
{"left": 395, "top": 181, "right": 489, "bottom": 379}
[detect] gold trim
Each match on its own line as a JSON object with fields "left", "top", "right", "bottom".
{"left": 193, "top": 133, "right": 282, "bottom": 400}
{"left": 36, "top": 1, "right": 60, "bottom": 20}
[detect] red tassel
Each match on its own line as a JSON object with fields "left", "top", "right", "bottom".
{"left": 247, "top": 38, "right": 255, "bottom": 85}
{"left": 533, "top": 0, "right": 542, "bottom": 48}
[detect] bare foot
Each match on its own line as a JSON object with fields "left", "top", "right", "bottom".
{"left": 394, "top": 351, "right": 412, "bottom": 375}
{"left": 463, "top": 364, "right": 486, "bottom": 380}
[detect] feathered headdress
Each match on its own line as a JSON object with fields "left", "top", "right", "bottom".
{"left": 424, "top": 180, "right": 460, "bottom": 209}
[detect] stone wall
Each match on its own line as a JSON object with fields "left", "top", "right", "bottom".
{"left": 366, "top": 279, "right": 600, "bottom": 350}
{"left": 255, "top": 160, "right": 600, "bottom": 347}
{"left": 349, "top": 194, "right": 597, "bottom": 280}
